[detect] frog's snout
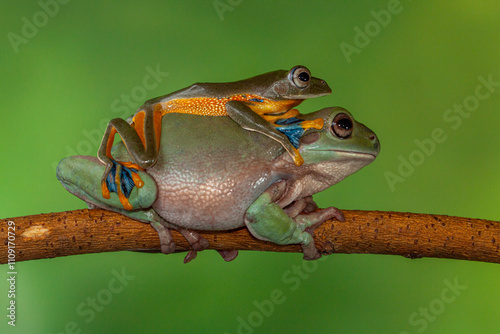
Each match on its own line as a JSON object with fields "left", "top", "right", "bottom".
{"left": 369, "top": 133, "right": 381, "bottom": 156}
{"left": 315, "top": 79, "right": 332, "bottom": 96}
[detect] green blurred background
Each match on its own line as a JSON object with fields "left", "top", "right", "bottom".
{"left": 1, "top": 1, "right": 500, "bottom": 333}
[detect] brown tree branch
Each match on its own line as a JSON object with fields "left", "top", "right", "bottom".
{"left": 1, "top": 209, "right": 499, "bottom": 264}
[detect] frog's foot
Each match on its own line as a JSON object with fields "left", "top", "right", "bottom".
{"left": 262, "top": 108, "right": 300, "bottom": 122}
{"left": 273, "top": 116, "right": 324, "bottom": 152}
{"left": 297, "top": 207, "right": 345, "bottom": 260}
{"left": 266, "top": 113, "right": 324, "bottom": 166}
{"left": 217, "top": 250, "right": 239, "bottom": 262}
{"left": 283, "top": 196, "right": 319, "bottom": 218}
{"left": 177, "top": 230, "right": 238, "bottom": 262}
{"left": 57, "top": 155, "right": 156, "bottom": 213}
{"left": 298, "top": 206, "right": 345, "bottom": 236}
{"left": 183, "top": 250, "right": 198, "bottom": 263}
{"left": 101, "top": 159, "right": 145, "bottom": 210}
{"left": 177, "top": 228, "right": 209, "bottom": 263}
{"left": 303, "top": 196, "right": 319, "bottom": 214}
{"left": 150, "top": 221, "right": 176, "bottom": 254}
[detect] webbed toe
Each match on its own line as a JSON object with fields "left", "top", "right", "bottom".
{"left": 217, "top": 250, "right": 239, "bottom": 262}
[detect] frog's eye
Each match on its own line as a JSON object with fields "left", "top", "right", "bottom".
{"left": 331, "top": 113, "right": 353, "bottom": 139}
{"left": 289, "top": 66, "right": 311, "bottom": 88}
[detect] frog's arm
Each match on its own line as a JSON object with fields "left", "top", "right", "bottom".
{"left": 226, "top": 100, "right": 303, "bottom": 165}
{"left": 97, "top": 107, "right": 162, "bottom": 208}
{"left": 225, "top": 101, "right": 323, "bottom": 166}
{"left": 244, "top": 183, "right": 344, "bottom": 260}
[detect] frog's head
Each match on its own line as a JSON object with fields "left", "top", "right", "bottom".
{"left": 239, "top": 65, "right": 332, "bottom": 100}
{"left": 297, "top": 107, "right": 380, "bottom": 186}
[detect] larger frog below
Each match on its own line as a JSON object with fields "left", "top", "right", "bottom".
{"left": 98, "top": 66, "right": 331, "bottom": 210}
{"left": 57, "top": 107, "right": 380, "bottom": 262}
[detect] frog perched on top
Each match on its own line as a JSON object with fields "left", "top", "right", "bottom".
{"left": 98, "top": 66, "right": 331, "bottom": 210}
{"left": 57, "top": 106, "right": 380, "bottom": 262}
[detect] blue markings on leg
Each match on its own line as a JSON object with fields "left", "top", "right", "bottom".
{"left": 105, "top": 159, "right": 139, "bottom": 198}
{"left": 275, "top": 117, "right": 306, "bottom": 149}
{"left": 119, "top": 164, "right": 137, "bottom": 197}
{"left": 105, "top": 160, "right": 118, "bottom": 193}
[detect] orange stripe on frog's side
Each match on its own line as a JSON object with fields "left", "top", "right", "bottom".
{"left": 156, "top": 95, "right": 303, "bottom": 117}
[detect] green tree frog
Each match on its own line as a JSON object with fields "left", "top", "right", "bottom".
{"left": 98, "top": 66, "right": 331, "bottom": 210}
{"left": 57, "top": 107, "right": 379, "bottom": 262}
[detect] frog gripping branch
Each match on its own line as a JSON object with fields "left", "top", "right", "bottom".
{"left": 98, "top": 66, "right": 330, "bottom": 211}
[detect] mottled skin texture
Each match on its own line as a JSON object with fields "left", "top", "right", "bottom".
{"left": 57, "top": 107, "right": 380, "bottom": 261}
{"left": 140, "top": 115, "right": 282, "bottom": 231}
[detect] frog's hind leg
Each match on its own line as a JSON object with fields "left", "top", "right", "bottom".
{"left": 57, "top": 155, "right": 158, "bottom": 211}
{"left": 98, "top": 107, "right": 162, "bottom": 207}
{"left": 56, "top": 155, "right": 180, "bottom": 254}
{"left": 57, "top": 156, "right": 225, "bottom": 261}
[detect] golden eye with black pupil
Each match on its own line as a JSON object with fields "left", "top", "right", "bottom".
{"left": 331, "top": 113, "right": 353, "bottom": 139}
{"left": 289, "top": 66, "right": 311, "bottom": 88}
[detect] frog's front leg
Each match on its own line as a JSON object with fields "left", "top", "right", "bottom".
{"left": 244, "top": 185, "right": 344, "bottom": 260}
{"left": 98, "top": 107, "right": 162, "bottom": 208}
{"left": 225, "top": 101, "right": 305, "bottom": 166}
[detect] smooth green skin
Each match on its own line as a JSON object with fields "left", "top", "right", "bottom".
{"left": 58, "top": 107, "right": 379, "bottom": 261}
{"left": 97, "top": 65, "right": 331, "bottom": 182}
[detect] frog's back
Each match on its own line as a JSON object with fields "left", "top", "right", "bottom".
{"left": 148, "top": 114, "right": 285, "bottom": 230}
{"left": 142, "top": 70, "right": 287, "bottom": 106}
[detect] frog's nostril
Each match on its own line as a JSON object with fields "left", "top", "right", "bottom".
{"left": 369, "top": 134, "right": 376, "bottom": 141}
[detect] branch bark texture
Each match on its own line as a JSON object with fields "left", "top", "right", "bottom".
{"left": 1, "top": 209, "right": 499, "bottom": 264}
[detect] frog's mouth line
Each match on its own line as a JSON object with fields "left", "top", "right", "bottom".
{"left": 307, "top": 150, "right": 378, "bottom": 159}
